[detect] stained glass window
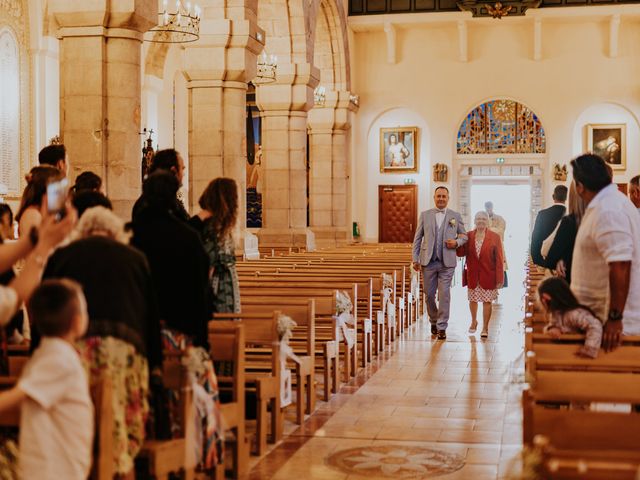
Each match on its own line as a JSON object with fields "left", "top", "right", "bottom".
{"left": 456, "top": 100, "right": 546, "bottom": 154}
{"left": 0, "top": 28, "right": 20, "bottom": 192}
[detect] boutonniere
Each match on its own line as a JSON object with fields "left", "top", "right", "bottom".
{"left": 449, "top": 218, "right": 457, "bottom": 228}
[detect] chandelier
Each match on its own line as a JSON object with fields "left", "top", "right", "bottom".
{"left": 146, "top": 0, "right": 201, "bottom": 44}
{"left": 255, "top": 51, "right": 278, "bottom": 83}
{"left": 314, "top": 86, "right": 326, "bottom": 107}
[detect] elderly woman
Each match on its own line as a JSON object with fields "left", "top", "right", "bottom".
{"left": 457, "top": 211, "right": 504, "bottom": 339}
{"left": 42, "top": 206, "right": 161, "bottom": 478}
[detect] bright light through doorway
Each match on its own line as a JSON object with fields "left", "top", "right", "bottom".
{"left": 470, "top": 181, "right": 532, "bottom": 300}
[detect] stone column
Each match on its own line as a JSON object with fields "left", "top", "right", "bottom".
{"left": 49, "top": 1, "right": 156, "bottom": 218}
{"left": 255, "top": 62, "right": 319, "bottom": 248}
{"left": 307, "top": 90, "right": 357, "bottom": 246}
{"left": 183, "top": 14, "right": 263, "bottom": 233}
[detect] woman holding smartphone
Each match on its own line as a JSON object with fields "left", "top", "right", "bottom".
{"left": 15, "top": 166, "right": 63, "bottom": 237}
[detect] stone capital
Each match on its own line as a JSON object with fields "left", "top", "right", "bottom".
{"left": 48, "top": 0, "right": 156, "bottom": 35}
{"left": 183, "top": 19, "right": 263, "bottom": 82}
{"left": 255, "top": 63, "right": 320, "bottom": 113}
{"left": 308, "top": 90, "right": 357, "bottom": 132}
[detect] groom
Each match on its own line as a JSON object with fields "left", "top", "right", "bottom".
{"left": 412, "top": 186, "right": 467, "bottom": 340}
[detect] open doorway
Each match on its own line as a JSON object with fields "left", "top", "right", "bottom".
{"left": 469, "top": 179, "right": 532, "bottom": 301}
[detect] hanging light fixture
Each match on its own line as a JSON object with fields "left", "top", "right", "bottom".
{"left": 255, "top": 51, "right": 278, "bottom": 83}
{"left": 146, "top": 0, "right": 201, "bottom": 44}
{"left": 314, "top": 86, "right": 326, "bottom": 107}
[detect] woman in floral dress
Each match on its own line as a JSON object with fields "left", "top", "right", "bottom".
{"left": 457, "top": 211, "right": 504, "bottom": 339}
{"left": 201, "top": 178, "right": 241, "bottom": 314}
{"left": 42, "top": 206, "right": 162, "bottom": 477}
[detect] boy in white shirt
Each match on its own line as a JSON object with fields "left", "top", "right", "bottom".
{"left": 0, "top": 279, "right": 93, "bottom": 480}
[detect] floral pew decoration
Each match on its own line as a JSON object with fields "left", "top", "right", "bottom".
{"left": 335, "top": 291, "right": 356, "bottom": 349}
{"left": 277, "top": 313, "right": 300, "bottom": 408}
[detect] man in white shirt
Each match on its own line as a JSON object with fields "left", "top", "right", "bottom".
{"left": 571, "top": 154, "right": 640, "bottom": 351}
{"left": 0, "top": 279, "right": 93, "bottom": 480}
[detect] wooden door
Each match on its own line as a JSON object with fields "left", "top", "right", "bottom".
{"left": 378, "top": 185, "right": 417, "bottom": 243}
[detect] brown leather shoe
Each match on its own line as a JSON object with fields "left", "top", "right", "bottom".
{"left": 430, "top": 324, "right": 438, "bottom": 335}
{"left": 437, "top": 330, "right": 447, "bottom": 340}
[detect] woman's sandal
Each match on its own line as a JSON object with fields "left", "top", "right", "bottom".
{"left": 468, "top": 324, "right": 477, "bottom": 334}
{"left": 480, "top": 331, "right": 488, "bottom": 339}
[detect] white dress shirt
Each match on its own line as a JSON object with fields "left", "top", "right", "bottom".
{"left": 435, "top": 208, "right": 447, "bottom": 229}
{"left": 18, "top": 337, "right": 94, "bottom": 480}
{"left": 572, "top": 183, "right": 640, "bottom": 335}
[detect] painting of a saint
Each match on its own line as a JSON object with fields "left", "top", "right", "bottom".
{"left": 380, "top": 127, "right": 418, "bottom": 173}
{"left": 587, "top": 124, "right": 626, "bottom": 171}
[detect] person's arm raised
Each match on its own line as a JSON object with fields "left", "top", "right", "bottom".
{"left": 9, "top": 205, "right": 77, "bottom": 306}
{"left": 0, "top": 235, "right": 34, "bottom": 274}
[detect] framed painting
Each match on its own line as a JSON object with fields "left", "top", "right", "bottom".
{"left": 380, "top": 127, "right": 418, "bottom": 173}
{"left": 586, "top": 124, "right": 626, "bottom": 171}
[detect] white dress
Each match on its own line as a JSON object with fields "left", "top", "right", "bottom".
{"left": 468, "top": 236, "right": 499, "bottom": 303}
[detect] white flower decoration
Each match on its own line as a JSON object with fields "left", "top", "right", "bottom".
{"left": 449, "top": 218, "right": 457, "bottom": 228}
{"left": 347, "top": 449, "right": 442, "bottom": 477}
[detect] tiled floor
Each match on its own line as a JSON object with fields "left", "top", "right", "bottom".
{"left": 248, "top": 268, "right": 526, "bottom": 480}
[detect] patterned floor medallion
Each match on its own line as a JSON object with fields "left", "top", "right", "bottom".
{"left": 326, "top": 445, "right": 465, "bottom": 478}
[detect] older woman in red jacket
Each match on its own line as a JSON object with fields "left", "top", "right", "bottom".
{"left": 457, "top": 211, "right": 504, "bottom": 339}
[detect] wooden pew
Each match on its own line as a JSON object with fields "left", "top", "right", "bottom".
{"left": 208, "top": 321, "right": 248, "bottom": 478}
{"left": 241, "top": 297, "right": 316, "bottom": 420}
{"left": 212, "top": 313, "right": 281, "bottom": 457}
{"left": 0, "top": 374, "right": 114, "bottom": 480}
{"left": 240, "top": 283, "right": 359, "bottom": 384}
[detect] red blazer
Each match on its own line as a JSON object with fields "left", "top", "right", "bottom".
{"left": 456, "top": 229, "right": 504, "bottom": 290}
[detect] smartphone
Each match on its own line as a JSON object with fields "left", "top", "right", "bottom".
{"left": 46, "top": 178, "right": 69, "bottom": 220}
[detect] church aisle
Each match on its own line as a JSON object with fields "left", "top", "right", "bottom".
{"left": 248, "top": 275, "right": 526, "bottom": 480}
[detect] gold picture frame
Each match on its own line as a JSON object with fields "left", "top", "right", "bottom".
{"left": 380, "top": 127, "right": 419, "bottom": 173}
{"left": 586, "top": 123, "right": 626, "bottom": 171}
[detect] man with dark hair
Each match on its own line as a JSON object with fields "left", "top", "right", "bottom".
{"left": 629, "top": 175, "right": 640, "bottom": 213}
{"left": 71, "top": 191, "right": 113, "bottom": 218}
{"left": 72, "top": 171, "right": 102, "bottom": 195}
{"left": 412, "top": 185, "right": 467, "bottom": 340}
{"left": 530, "top": 184, "right": 568, "bottom": 267}
{"left": 38, "top": 144, "right": 68, "bottom": 176}
{"left": 571, "top": 154, "right": 640, "bottom": 351}
{"left": 132, "top": 148, "right": 188, "bottom": 221}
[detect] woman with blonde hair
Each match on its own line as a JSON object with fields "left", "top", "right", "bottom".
{"left": 201, "top": 178, "right": 240, "bottom": 313}
{"left": 544, "top": 180, "right": 585, "bottom": 284}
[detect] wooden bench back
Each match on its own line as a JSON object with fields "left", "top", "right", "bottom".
{"left": 208, "top": 321, "right": 245, "bottom": 405}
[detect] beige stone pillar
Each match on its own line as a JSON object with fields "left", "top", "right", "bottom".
{"left": 49, "top": 2, "right": 156, "bottom": 218}
{"left": 183, "top": 14, "right": 262, "bottom": 233}
{"left": 255, "top": 63, "right": 319, "bottom": 248}
{"left": 307, "top": 90, "right": 357, "bottom": 246}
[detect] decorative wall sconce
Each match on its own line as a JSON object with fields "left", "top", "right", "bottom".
{"left": 349, "top": 94, "right": 360, "bottom": 107}
{"left": 314, "top": 86, "right": 326, "bottom": 107}
{"left": 49, "top": 135, "right": 61, "bottom": 145}
{"left": 553, "top": 163, "right": 568, "bottom": 182}
{"left": 146, "top": 0, "right": 201, "bottom": 43}
{"left": 256, "top": 51, "right": 278, "bottom": 83}
{"left": 433, "top": 163, "right": 448, "bottom": 182}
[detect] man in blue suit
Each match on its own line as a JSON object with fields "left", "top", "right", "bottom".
{"left": 412, "top": 186, "right": 467, "bottom": 339}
